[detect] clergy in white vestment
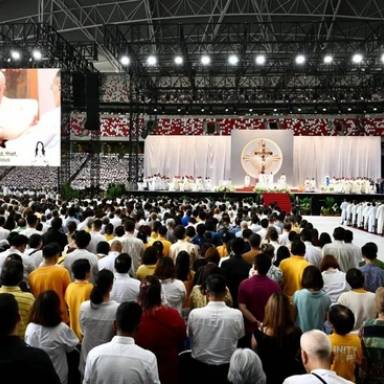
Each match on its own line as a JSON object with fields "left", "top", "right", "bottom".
{"left": 367, "top": 204, "right": 377, "bottom": 233}
{"left": 362, "top": 203, "right": 371, "bottom": 230}
{"left": 340, "top": 200, "right": 349, "bottom": 225}
{"left": 376, "top": 204, "right": 384, "bottom": 235}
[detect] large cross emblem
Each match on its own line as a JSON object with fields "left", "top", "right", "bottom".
{"left": 242, "top": 140, "right": 281, "bottom": 174}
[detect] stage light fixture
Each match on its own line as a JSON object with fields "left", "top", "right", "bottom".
{"left": 255, "top": 54, "right": 266, "bottom": 65}
{"left": 200, "top": 55, "right": 211, "bottom": 66}
{"left": 347, "top": 107, "right": 352, "bottom": 111}
{"left": 120, "top": 55, "right": 130, "bottom": 66}
{"left": 201, "top": 108, "right": 205, "bottom": 112}
{"left": 174, "top": 55, "right": 183, "bottom": 65}
{"left": 177, "top": 108, "right": 182, "bottom": 112}
{"left": 273, "top": 108, "right": 277, "bottom": 112}
{"left": 295, "top": 54, "right": 306, "bottom": 65}
{"left": 146, "top": 55, "right": 157, "bottom": 66}
{"left": 228, "top": 54, "right": 239, "bottom": 66}
{"left": 322, "top": 108, "right": 327, "bottom": 112}
{"left": 297, "top": 108, "right": 302, "bottom": 112}
{"left": 249, "top": 108, "right": 253, "bottom": 112}
{"left": 323, "top": 55, "right": 333, "bottom": 64}
{"left": 32, "top": 49, "right": 42, "bottom": 61}
{"left": 381, "top": 53, "right": 384, "bottom": 64}
{"left": 225, "top": 108, "right": 229, "bottom": 112}
{"left": 10, "top": 50, "right": 21, "bottom": 61}
{"left": 153, "top": 108, "right": 158, "bottom": 112}
{"left": 352, "top": 53, "right": 363, "bottom": 64}
{"left": 373, "top": 107, "right": 378, "bottom": 111}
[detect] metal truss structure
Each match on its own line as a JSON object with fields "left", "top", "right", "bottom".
{"left": 102, "top": 19, "right": 384, "bottom": 114}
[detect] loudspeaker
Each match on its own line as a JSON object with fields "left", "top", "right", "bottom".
{"left": 269, "top": 121, "right": 279, "bottom": 130}
{"left": 84, "top": 73, "right": 100, "bottom": 131}
{"left": 72, "top": 72, "right": 86, "bottom": 109}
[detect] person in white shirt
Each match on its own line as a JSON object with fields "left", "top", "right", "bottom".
{"left": 301, "top": 229, "right": 321, "bottom": 267}
{"left": 98, "top": 240, "right": 122, "bottom": 272}
{"left": 169, "top": 225, "right": 198, "bottom": 267}
{"left": 279, "top": 223, "right": 292, "bottom": 247}
{"left": 25, "top": 290, "right": 79, "bottom": 384}
{"left": 119, "top": 221, "right": 144, "bottom": 275}
{"left": 88, "top": 219, "right": 105, "bottom": 254}
{"left": 63, "top": 230, "right": 98, "bottom": 282}
{"left": 0, "top": 233, "right": 34, "bottom": 280}
{"left": 322, "top": 227, "right": 354, "bottom": 272}
{"left": 154, "top": 256, "right": 186, "bottom": 314}
{"left": 320, "top": 255, "right": 350, "bottom": 304}
{"left": 110, "top": 254, "right": 140, "bottom": 303}
{"left": 337, "top": 268, "right": 376, "bottom": 330}
{"left": 188, "top": 273, "right": 245, "bottom": 383}
{"left": 343, "top": 230, "right": 362, "bottom": 268}
{"left": 26, "top": 233, "right": 44, "bottom": 268}
{"left": 79, "top": 269, "right": 119, "bottom": 374}
{"left": 20, "top": 213, "right": 41, "bottom": 238}
{"left": 83, "top": 301, "right": 160, "bottom": 384}
{"left": 283, "top": 330, "right": 353, "bottom": 384}
{"left": 256, "top": 219, "right": 269, "bottom": 241}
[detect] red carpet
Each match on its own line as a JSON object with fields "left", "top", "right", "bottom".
{"left": 262, "top": 192, "right": 292, "bottom": 213}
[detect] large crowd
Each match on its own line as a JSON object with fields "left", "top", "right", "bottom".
{"left": 0, "top": 196, "right": 383, "bottom": 384}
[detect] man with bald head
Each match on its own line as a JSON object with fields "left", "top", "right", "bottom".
{"left": 283, "top": 330, "right": 353, "bottom": 384}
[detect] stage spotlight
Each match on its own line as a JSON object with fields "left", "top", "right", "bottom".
{"left": 120, "top": 55, "right": 130, "bottom": 66}
{"left": 323, "top": 55, "right": 333, "bottom": 64}
{"left": 10, "top": 50, "right": 21, "bottom": 61}
{"left": 295, "top": 54, "right": 306, "bottom": 65}
{"left": 255, "top": 54, "right": 266, "bottom": 65}
{"left": 381, "top": 53, "right": 384, "bottom": 64}
{"left": 32, "top": 49, "right": 42, "bottom": 61}
{"left": 174, "top": 55, "right": 183, "bottom": 65}
{"left": 228, "top": 54, "right": 239, "bottom": 66}
{"left": 225, "top": 108, "right": 229, "bottom": 112}
{"left": 347, "top": 107, "right": 352, "bottom": 111}
{"left": 322, "top": 108, "right": 327, "bottom": 112}
{"left": 153, "top": 108, "right": 158, "bottom": 112}
{"left": 249, "top": 108, "right": 253, "bottom": 112}
{"left": 200, "top": 55, "right": 211, "bottom": 66}
{"left": 273, "top": 108, "right": 277, "bottom": 112}
{"left": 297, "top": 108, "right": 302, "bottom": 112}
{"left": 201, "top": 108, "right": 205, "bottom": 112}
{"left": 352, "top": 53, "right": 363, "bottom": 64}
{"left": 177, "top": 107, "right": 182, "bottom": 112}
{"left": 146, "top": 55, "right": 157, "bottom": 66}
{"left": 373, "top": 107, "right": 378, "bottom": 111}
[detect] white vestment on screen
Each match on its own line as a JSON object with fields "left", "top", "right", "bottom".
{"left": 367, "top": 205, "right": 377, "bottom": 233}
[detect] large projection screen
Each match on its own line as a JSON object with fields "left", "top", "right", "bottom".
{"left": 0, "top": 68, "right": 61, "bottom": 166}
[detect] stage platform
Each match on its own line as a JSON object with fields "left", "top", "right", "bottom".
{"left": 125, "top": 190, "right": 383, "bottom": 215}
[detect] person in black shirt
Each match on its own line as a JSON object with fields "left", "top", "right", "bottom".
{"left": 0, "top": 293, "right": 60, "bottom": 384}
{"left": 221, "top": 238, "right": 251, "bottom": 307}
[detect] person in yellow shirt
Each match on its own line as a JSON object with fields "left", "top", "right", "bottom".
{"left": 279, "top": 240, "right": 310, "bottom": 297}
{"left": 65, "top": 259, "right": 93, "bottom": 339}
{"left": 216, "top": 231, "right": 231, "bottom": 259}
{"left": 0, "top": 258, "right": 34, "bottom": 338}
{"left": 136, "top": 246, "right": 158, "bottom": 281}
{"left": 104, "top": 223, "right": 115, "bottom": 242}
{"left": 28, "top": 243, "right": 71, "bottom": 323}
{"left": 149, "top": 225, "right": 171, "bottom": 257}
{"left": 328, "top": 304, "right": 362, "bottom": 382}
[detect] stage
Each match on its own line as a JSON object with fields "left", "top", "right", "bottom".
{"left": 125, "top": 190, "right": 383, "bottom": 215}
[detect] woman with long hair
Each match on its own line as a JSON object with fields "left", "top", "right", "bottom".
{"left": 79, "top": 269, "right": 118, "bottom": 374}
{"left": 25, "top": 291, "right": 79, "bottom": 384}
{"left": 154, "top": 256, "right": 186, "bottom": 314}
{"left": 175, "top": 250, "right": 195, "bottom": 308}
{"left": 254, "top": 293, "right": 303, "bottom": 384}
{"left": 135, "top": 275, "right": 186, "bottom": 384}
{"left": 136, "top": 246, "right": 159, "bottom": 281}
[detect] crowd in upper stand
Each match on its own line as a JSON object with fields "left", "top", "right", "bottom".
{"left": 0, "top": 195, "right": 384, "bottom": 384}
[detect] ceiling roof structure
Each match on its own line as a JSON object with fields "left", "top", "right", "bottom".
{"left": 1, "top": 0, "right": 384, "bottom": 114}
